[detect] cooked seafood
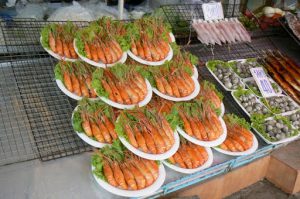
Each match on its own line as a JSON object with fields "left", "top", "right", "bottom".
{"left": 198, "top": 80, "right": 223, "bottom": 111}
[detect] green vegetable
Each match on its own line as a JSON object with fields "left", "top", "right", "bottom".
{"left": 233, "top": 88, "right": 255, "bottom": 100}
{"left": 92, "top": 154, "right": 106, "bottom": 181}
{"left": 74, "top": 36, "right": 86, "bottom": 57}
{"left": 206, "top": 60, "right": 227, "bottom": 71}
{"left": 54, "top": 62, "right": 63, "bottom": 82}
{"left": 165, "top": 107, "right": 181, "bottom": 130}
{"left": 91, "top": 68, "right": 109, "bottom": 98}
{"left": 224, "top": 114, "right": 250, "bottom": 130}
{"left": 260, "top": 98, "right": 281, "bottom": 114}
{"left": 72, "top": 110, "right": 84, "bottom": 132}
{"left": 202, "top": 80, "right": 224, "bottom": 100}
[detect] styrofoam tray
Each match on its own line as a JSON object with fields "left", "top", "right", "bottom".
{"left": 260, "top": 94, "right": 300, "bottom": 116}
{"left": 127, "top": 44, "right": 173, "bottom": 66}
{"left": 252, "top": 116, "right": 300, "bottom": 145}
{"left": 177, "top": 117, "right": 227, "bottom": 147}
{"left": 231, "top": 89, "right": 271, "bottom": 118}
{"left": 56, "top": 79, "right": 98, "bottom": 101}
{"left": 73, "top": 39, "right": 127, "bottom": 68}
{"left": 40, "top": 36, "right": 78, "bottom": 62}
{"left": 162, "top": 147, "right": 213, "bottom": 174}
{"left": 243, "top": 77, "right": 283, "bottom": 97}
{"left": 71, "top": 106, "right": 109, "bottom": 148}
{"left": 119, "top": 130, "right": 180, "bottom": 160}
{"left": 97, "top": 79, "right": 152, "bottom": 109}
{"left": 152, "top": 76, "right": 200, "bottom": 102}
{"left": 206, "top": 62, "right": 245, "bottom": 92}
{"left": 91, "top": 163, "right": 166, "bottom": 197}
{"left": 213, "top": 132, "right": 258, "bottom": 156}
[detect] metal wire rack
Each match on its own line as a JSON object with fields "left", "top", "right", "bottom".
{"left": 161, "top": 1, "right": 243, "bottom": 35}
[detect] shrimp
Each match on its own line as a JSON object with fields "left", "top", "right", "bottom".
{"left": 181, "top": 72, "right": 195, "bottom": 91}
{"left": 190, "top": 143, "right": 205, "bottom": 165}
{"left": 229, "top": 134, "right": 248, "bottom": 151}
{"left": 68, "top": 42, "right": 78, "bottom": 58}
{"left": 223, "top": 139, "right": 237, "bottom": 152}
{"left": 154, "top": 123, "right": 172, "bottom": 150}
{"left": 178, "top": 145, "right": 193, "bottom": 169}
{"left": 195, "top": 119, "right": 208, "bottom": 141}
{"left": 136, "top": 41, "right": 145, "bottom": 60}
{"left": 229, "top": 136, "right": 244, "bottom": 152}
{"left": 154, "top": 76, "right": 166, "bottom": 94}
{"left": 131, "top": 39, "right": 138, "bottom": 55}
{"left": 96, "top": 42, "right": 107, "bottom": 64}
{"left": 175, "top": 76, "right": 190, "bottom": 97}
{"left": 90, "top": 44, "right": 99, "bottom": 62}
{"left": 128, "top": 80, "right": 145, "bottom": 101}
{"left": 71, "top": 74, "right": 82, "bottom": 96}
{"left": 111, "top": 40, "right": 123, "bottom": 58}
{"left": 62, "top": 41, "right": 71, "bottom": 58}
{"left": 56, "top": 38, "right": 63, "bottom": 56}
{"left": 81, "top": 112, "right": 92, "bottom": 136}
{"left": 190, "top": 117, "right": 203, "bottom": 140}
{"left": 100, "top": 41, "right": 113, "bottom": 64}
{"left": 161, "top": 117, "right": 175, "bottom": 145}
{"left": 168, "top": 76, "right": 181, "bottom": 97}
{"left": 120, "top": 164, "right": 137, "bottom": 190}
{"left": 168, "top": 156, "right": 176, "bottom": 164}
{"left": 49, "top": 32, "right": 57, "bottom": 53}
{"left": 97, "top": 118, "right": 112, "bottom": 144}
{"left": 132, "top": 158, "right": 154, "bottom": 186}
{"left": 116, "top": 83, "right": 131, "bottom": 105}
{"left": 160, "top": 77, "right": 173, "bottom": 96}
{"left": 141, "top": 39, "right": 152, "bottom": 61}
{"left": 124, "top": 83, "right": 140, "bottom": 104}
{"left": 143, "top": 160, "right": 159, "bottom": 180}
{"left": 127, "top": 163, "right": 146, "bottom": 189}
{"left": 103, "top": 161, "right": 118, "bottom": 187}
{"left": 184, "top": 144, "right": 201, "bottom": 168}
{"left": 84, "top": 43, "right": 92, "bottom": 60}
{"left": 134, "top": 73, "right": 147, "bottom": 91}
{"left": 103, "top": 115, "right": 118, "bottom": 140}
{"left": 195, "top": 145, "right": 208, "bottom": 161}
{"left": 148, "top": 41, "right": 160, "bottom": 61}
{"left": 86, "top": 76, "right": 97, "bottom": 98}
{"left": 142, "top": 128, "right": 157, "bottom": 154}
{"left": 90, "top": 122, "right": 105, "bottom": 142}
{"left": 101, "top": 79, "right": 116, "bottom": 101}
{"left": 133, "top": 126, "right": 148, "bottom": 152}
{"left": 80, "top": 79, "right": 89, "bottom": 97}
{"left": 146, "top": 122, "right": 166, "bottom": 153}
{"left": 124, "top": 124, "right": 138, "bottom": 148}
{"left": 63, "top": 71, "right": 73, "bottom": 92}
{"left": 220, "top": 143, "right": 229, "bottom": 150}
{"left": 106, "top": 78, "right": 124, "bottom": 104}
{"left": 111, "top": 161, "right": 128, "bottom": 190}
{"left": 179, "top": 112, "right": 193, "bottom": 136}
{"left": 173, "top": 152, "right": 186, "bottom": 168}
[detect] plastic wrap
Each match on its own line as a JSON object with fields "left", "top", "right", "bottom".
{"left": 15, "top": 3, "right": 46, "bottom": 20}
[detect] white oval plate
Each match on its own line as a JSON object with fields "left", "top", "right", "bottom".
{"left": 56, "top": 79, "right": 99, "bottom": 101}
{"left": 127, "top": 44, "right": 173, "bottom": 66}
{"left": 73, "top": 39, "right": 127, "bottom": 68}
{"left": 119, "top": 130, "right": 180, "bottom": 160}
{"left": 40, "top": 36, "right": 78, "bottom": 62}
{"left": 162, "top": 147, "right": 213, "bottom": 174}
{"left": 192, "top": 65, "right": 198, "bottom": 79}
{"left": 206, "top": 62, "right": 245, "bottom": 92}
{"left": 213, "top": 132, "right": 258, "bottom": 156}
{"left": 91, "top": 163, "right": 166, "bottom": 197}
{"left": 169, "top": 32, "right": 176, "bottom": 43}
{"left": 97, "top": 79, "right": 152, "bottom": 109}
{"left": 152, "top": 77, "right": 200, "bottom": 102}
{"left": 252, "top": 116, "right": 300, "bottom": 145}
{"left": 231, "top": 89, "right": 271, "bottom": 118}
{"left": 177, "top": 117, "right": 227, "bottom": 147}
{"left": 71, "top": 106, "right": 110, "bottom": 148}
{"left": 220, "top": 102, "right": 225, "bottom": 117}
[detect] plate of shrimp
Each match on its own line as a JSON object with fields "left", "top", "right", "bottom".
{"left": 40, "top": 22, "right": 79, "bottom": 61}
{"left": 54, "top": 61, "right": 98, "bottom": 100}
{"left": 162, "top": 139, "right": 213, "bottom": 174}
{"left": 176, "top": 101, "right": 227, "bottom": 147}
{"left": 74, "top": 18, "right": 128, "bottom": 68}
{"left": 91, "top": 64, "right": 153, "bottom": 109}
{"left": 146, "top": 58, "right": 200, "bottom": 101}
{"left": 72, "top": 99, "right": 119, "bottom": 148}
{"left": 126, "top": 17, "right": 174, "bottom": 66}
{"left": 115, "top": 108, "right": 180, "bottom": 160}
{"left": 198, "top": 80, "right": 225, "bottom": 117}
{"left": 214, "top": 114, "right": 258, "bottom": 156}
{"left": 92, "top": 142, "right": 166, "bottom": 197}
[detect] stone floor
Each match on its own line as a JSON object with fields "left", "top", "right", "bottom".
{"left": 226, "top": 180, "right": 300, "bottom": 199}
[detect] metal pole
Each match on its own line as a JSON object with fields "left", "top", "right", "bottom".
{"left": 118, "top": 0, "right": 124, "bottom": 20}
